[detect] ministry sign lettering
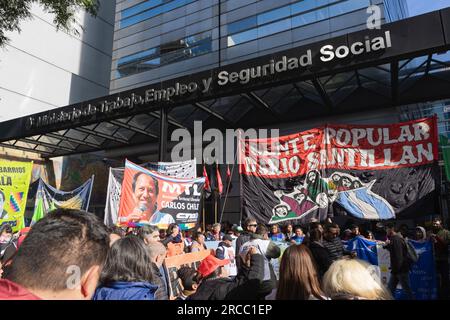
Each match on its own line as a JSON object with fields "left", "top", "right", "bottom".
{"left": 26, "top": 31, "right": 393, "bottom": 131}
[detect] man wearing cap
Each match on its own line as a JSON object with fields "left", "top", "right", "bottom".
{"left": 188, "top": 248, "right": 265, "bottom": 300}
{"left": 216, "top": 234, "right": 237, "bottom": 277}
{"left": 230, "top": 225, "right": 242, "bottom": 240}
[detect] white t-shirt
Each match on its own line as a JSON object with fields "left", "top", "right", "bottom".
{"left": 239, "top": 239, "right": 272, "bottom": 281}
{"left": 217, "top": 244, "right": 237, "bottom": 276}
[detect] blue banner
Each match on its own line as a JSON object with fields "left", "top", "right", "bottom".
{"left": 346, "top": 236, "right": 378, "bottom": 265}
{"left": 395, "top": 240, "right": 437, "bottom": 300}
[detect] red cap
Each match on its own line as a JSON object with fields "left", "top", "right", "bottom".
{"left": 19, "top": 227, "right": 31, "bottom": 236}
{"left": 16, "top": 227, "right": 31, "bottom": 249}
{"left": 197, "top": 254, "right": 230, "bottom": 278}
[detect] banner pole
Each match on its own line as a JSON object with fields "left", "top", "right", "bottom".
{"left": 219, "top": 152, "right": 237, "bottom": 223}
{"left": 86, "top": 174, "right": 95, "bottom": 212}
{"left": 202, "top": 198, "right": 206, "bottom": 233}
{"left": 238, "top": 130, "right": 244, "bottom": 226}
{"left": 214, "top": 190, "right": 218, "bottom": 224}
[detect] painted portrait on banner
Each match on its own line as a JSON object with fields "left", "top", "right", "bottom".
{"left": 118, "top": 160, "right": 205, "bottom": 230}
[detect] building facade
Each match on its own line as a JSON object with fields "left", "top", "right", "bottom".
{"left": 1, "top": 1, "right": 449, "bottom": 226}
{"left": 111, "top": 0, "right": 409, "bottom": 93}
{"left": 0, "top": 1, "right": 116, "bottom": 218}
{"left": 0, "top": 0, "right": 116, "bottom": 124}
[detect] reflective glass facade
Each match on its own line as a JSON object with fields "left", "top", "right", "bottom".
{"left": 111, "top": 0, "right": 409, "bottom": 93}
{"left": 227, "top": 0, "right": 371, "bottom": 47}
{"left": 120, "top": 0, "right": 197, "bottom": 28}
{"left": 116, "top": 31, "right": 212, "bottom": 78}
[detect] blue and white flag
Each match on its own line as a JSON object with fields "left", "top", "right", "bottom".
{"left": 336, "top": 181, "right": 395, "bottom": 220}
{"left": 346, "top": 236, "right": 378, "bottom": 265}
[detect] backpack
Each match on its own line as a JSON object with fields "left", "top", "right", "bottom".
{"left": 405, "top": 239, "right": 419, "bottom": 264}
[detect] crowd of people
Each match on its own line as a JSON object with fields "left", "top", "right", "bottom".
{"left": 0, "top": 209, "right": 448, "bottom": 300}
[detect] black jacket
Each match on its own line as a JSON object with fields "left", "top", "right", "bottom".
{"left": 236, "top": 234, "right": 279, "bottom": 298}
{"left": 308, "top": 241, "right": 332, "bottom": 278}
{"left": 151, "top": 263, "right": 168, "bottom": 300}
{"left": 384, "top": 234, "right": 410, "bottom": 274}
{"left": 188, "top": 254, "right": 266, "bottom": 300}
{"left": 235, "top": 231, "right": 252, "bottom": 269}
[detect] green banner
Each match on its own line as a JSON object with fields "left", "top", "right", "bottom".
{"left": 0, "top": 160, "right": 33, "bottom": 232}
{"left": 32, "top": 177, "right": 94, "bottom": 224}
{"left": 439, "top": 135, "right": 450, "bottom": 181}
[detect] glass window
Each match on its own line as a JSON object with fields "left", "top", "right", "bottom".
{"left": 227, "top": 16, "right": 257, "bottom": 35}
{"left": 328, "top": 0, "right": 370, "bottom": 16}
{"left": 227, "top": 28, "right": 258, "bottom": 47}
{"left": 191, "top": 41, "right": 212, "bottom": 56}
{"left": 121, "top": 6, "right": 162, "bottom": 28}
{"left": 120, "top": 0, "right": 195, "bottom": 29}
{"left": 185, "top": 31, "right": 211, "bottom": 46}
{"left": 258, "top": 18, "right": 292, "bottom": 38}
{"left": 315, "top": 7, "right": 329, "bottom": 21}
{"left": 291, "top": 0, "right": 332, "bottom": 15}
{"left": 161, "top": 40, "right": 185, "bottom": 54}
{"left": 291, "top": 11, "right": 317, "bottom": 28}
{"left": 136, "top": 58, "right": 160, "bottom": 74}
{"left": 118, "top": 47, "right": 159, "bottom": 66}
{"left": 258, "top": 5, "right": 291, "bottom": 25}
{"left": 121, "top": 0, "right": 163, "bottom": 19}
{"left": 115, "top": 32, "right": 212, "bottom": 78}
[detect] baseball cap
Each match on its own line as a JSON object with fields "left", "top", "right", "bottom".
{"left": 232, "top": 225, "right": 243, "bottom": 232}
{"left": 222, "top": 234, "right": 233, "bottom": 242}
{"left": 197, "top": 254, "right": 230, "bottom": 278}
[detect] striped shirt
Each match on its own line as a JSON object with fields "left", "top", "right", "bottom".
{"left": 323, "top": 237, "right": 345, "bottom": 262}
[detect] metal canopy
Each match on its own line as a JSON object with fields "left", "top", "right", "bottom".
{"left": 1, "top": 9, "right": 450, "bottom": 159}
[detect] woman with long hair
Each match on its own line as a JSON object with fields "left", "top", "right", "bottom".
{"left": 93, "top": 236, "right": 157, "bottom": 300}
{"left": 276, "top": 244, "right": 328, "bottom": 300}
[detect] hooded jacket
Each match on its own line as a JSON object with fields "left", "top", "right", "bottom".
{"left": 415, "top": 226, "right": 427, "bottom": 242}
{"left": 0, "top": 279, "right": 41, "bottom": 300}
{"left": 188, "top": 253, "right": 266, "bottom": 300}
{"left": 93, "top": 281, "right": 158, "bottom": 300}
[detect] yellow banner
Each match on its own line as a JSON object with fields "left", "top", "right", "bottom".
{"left": 0, "top": 160, "right": 33, "bottom": 232}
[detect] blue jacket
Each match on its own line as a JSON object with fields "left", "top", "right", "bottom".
{"left": 93, "top": 281, "right": 158, "bottom": 300}
{"left": 291, "top": 235, "right": 305, "bottom": 244}
{"left": 269, "top": 233, "right": 285, "bottom": 242}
